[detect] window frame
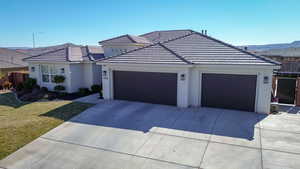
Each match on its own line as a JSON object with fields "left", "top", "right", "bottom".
{"left": 40, "top": 65, "right": 60, "bottom": 83}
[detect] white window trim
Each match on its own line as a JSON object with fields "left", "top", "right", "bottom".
{"left": 41, "top": 65, "right": 59, "bottom": 84}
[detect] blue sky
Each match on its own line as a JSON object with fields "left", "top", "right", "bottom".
{"left": 0, "top": 0, "right": 299, "bottom": 47}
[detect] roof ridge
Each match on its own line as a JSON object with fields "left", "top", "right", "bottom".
{"left": 158, "top": 43, "right": 192, "bottom": 64}
{"left": 140, "top": 29, "right": 193, "bottom": 37}
{"left": 96, "top": 31, "right": 196, "bottom": 62}
{"left": 192, "top": 31, "right": 281, "bottom": 65}
{"left": 159, "top": 31, "right": 195, "bottom": 44}
{"left": 96, "top": 42, "right": 159, "bottom": 62}
{"left": 126, "top": 34, "right": 136, "bottom": 43}
{"left": 99, "top": 34, "right": 133, "bottom": 44}
{"left": 23, "top": 48, "right": 66, "bottom": 61}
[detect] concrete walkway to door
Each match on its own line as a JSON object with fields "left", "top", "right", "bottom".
{"left": 1, "top": 100, "right": 300, "bottom": 169}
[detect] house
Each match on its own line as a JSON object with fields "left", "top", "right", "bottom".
{"left": 96, "top": 30, "right": 280, "bottom": 114}
{"left": 0, "top": 48, "right": 29, "bottom": 78}
{"left": 254, "top": 47, "right": 300, "bottom": 76}
{"left": 24, "top": 43, "right": 104, "bottom": 93}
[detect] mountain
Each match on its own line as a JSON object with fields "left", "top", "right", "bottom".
{"left": 239, "top": 41, "right": 300, "bottom": 57}
{"left": 255, "top": 47, "right": 300, "bottom": 57}
{"left": 241, "top": 41, "right": 300, "bottom": 51}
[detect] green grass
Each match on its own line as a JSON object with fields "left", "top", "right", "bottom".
{"left": 0, "top": 92, "right": 94, "bottom": 160}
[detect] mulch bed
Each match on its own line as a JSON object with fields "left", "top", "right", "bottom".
{"left": 15, "top": 88, "right": 90, "bottom": 102}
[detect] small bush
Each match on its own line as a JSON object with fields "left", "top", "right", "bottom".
{"left": 99, "top": 90, "right": 103, "bottom": 99}
{"left": 54, "top": 85, "right": 65, "bottom": 92}
{"left": 23, "top": 78, "right": 37, "bottom": 90}
{"left": 53, "top": 75, "right": 65, "bottom": 83}
{"left": 3, "top": 81, "right": 12, "bottom": 89}
{"left": 41, "top": 87, "right": 48, "bottom": 92}
{"left": 16, "top": 83, "right": 24, "bottom": 91}
{"left": 78, "top": 88, "right": 90, "bottom": 96}
{"left": 91, "top": 84, "right": 102, "bottom": 93}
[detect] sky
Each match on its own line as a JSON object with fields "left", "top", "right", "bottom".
{"left": 0, "top": 0, "right": 299, "bottom": 47}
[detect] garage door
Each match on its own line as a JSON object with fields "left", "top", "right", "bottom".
{"left": 201, "top": 73, "right": 257, "bottom": 112}
{"left": 113, "top": 71, "right": 177, "bottom": 105}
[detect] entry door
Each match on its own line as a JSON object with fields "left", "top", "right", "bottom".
{"left": 201, "top": 73, "right": 257, "bottom": 112}
{"left": 113, "top": 71, "right": 177, "bottom": 105}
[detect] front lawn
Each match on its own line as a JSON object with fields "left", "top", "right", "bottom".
{"left": 0, "top": 92, "right": 94, "bottom": 160}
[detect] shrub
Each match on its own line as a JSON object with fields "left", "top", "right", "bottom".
{"left": 78, "top": 88, "right": 90, "bottom": 96}
{"left": 91, "top": 84, "right": 102, "bottom": 93}
{"left": 16, "top": 83, "right": 24, "bottom": 91}
{"left": 54, "top": 85, "right": 65, "bottom": 92}
{"left": 41, "top": 87, "right": 48, "bottom": 92}
{"left": 99, "top": 90, "right": 103, "bottom": 99}
{"left": 23, "top": 78, "right": 37, "bottom": 90}
{"left": 3, "top": 81, "right": 12, "bottom": 89}
{"left": 53, "top": 75, "right": 65, "bottom": 83}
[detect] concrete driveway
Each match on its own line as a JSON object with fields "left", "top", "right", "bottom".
{"left": 1, "top": 101, "right": 300, "bottom": 169}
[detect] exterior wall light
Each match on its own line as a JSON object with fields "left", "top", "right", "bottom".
{"left": 263, "top": 76, "right": 269, "bottom": 84}
{"left": 103, "top": 70, "right": 108, "bottom": 79}
{"left": 180, "top": 74, "right": 185, "bottom": 81}
{"left": 61, "top": 68, "right": 65, "bottom": 74}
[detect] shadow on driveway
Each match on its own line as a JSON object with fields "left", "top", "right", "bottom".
{"left": 41, "top": 100, "right": 267, "bottom": 140}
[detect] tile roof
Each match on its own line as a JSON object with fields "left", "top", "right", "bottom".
{"left": 140, "top": 30, "right": 193, "bottom": 43}
{"left": 0, "top": 48, "right": 29, "bottom": 69}
{"left": 24, "top": 44, "right": 104, "bottom": 62}
{"left": 99, "top": 43, "right": 189, "bottom": 65}
{"left": 99, "top": 34, "right": 151, "bottom": 44}
{"left": 97, "top": 30, "right": 280, "bottom": 66}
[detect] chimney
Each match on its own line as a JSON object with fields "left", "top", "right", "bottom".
{"left": 204, "top": 30, "right": 207, "bottom": 35}
{"left": 201, "top": 30, "right": 204, "bottom": 34}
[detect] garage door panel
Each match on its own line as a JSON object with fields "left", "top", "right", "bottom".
{"left": 201, "top": 74, "right": 257, "bottom": 112}
{"left": 113, "top": 71, "right": 177, "bottom": 105}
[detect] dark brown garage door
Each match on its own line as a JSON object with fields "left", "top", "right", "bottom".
{"left": 201, "top": 73, "right": 257, "bottom": 112}
{"left": 113, "top": 71, "right": 177, "bottom": 105}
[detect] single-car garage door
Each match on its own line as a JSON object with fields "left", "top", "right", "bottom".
{"left": 201, "top": 73, "right": 257, "bottom": 112}
{"left": 113, "top": 71, "right": 177, "bottom": 105}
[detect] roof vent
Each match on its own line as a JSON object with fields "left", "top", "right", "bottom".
{"left": 201, "top": 30, "right": 207, "bottom": 35}
{"left": 244, "top": 47, "right": 248, "bottom": 51}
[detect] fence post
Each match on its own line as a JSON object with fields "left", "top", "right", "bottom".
{"left": 296, "top": 77, "right": 300, "bottom": 106}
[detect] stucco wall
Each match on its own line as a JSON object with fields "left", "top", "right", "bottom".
{"left": 28, "top": 63, "right": 70, "bottom": 92}
{"left": 28, "top": 62, "right": 102, "bottom": 93}
{"left": 101, "top": 64, "right": 275, "bottom": 114}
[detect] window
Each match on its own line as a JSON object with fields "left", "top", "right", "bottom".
{"left": 41, "top": 65, "right": 59, "bottom": 83}
{"left": 31, "top": 67, "right": 35, "bottom": 72}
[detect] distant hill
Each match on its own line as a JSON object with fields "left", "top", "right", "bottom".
{"left": 241, "top": 41, "right": 300, "bottom": 52}
{"left": 254, "top": 47, "right": 300, "bottom": 57}
{"left": 239, "top": 41, "right": 300, "bottom": 57}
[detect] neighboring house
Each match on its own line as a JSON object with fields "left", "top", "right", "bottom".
{"left": 24, "top": 44, "right": 104, "bottom": 93}
{"left": 97, "top": 29, "right": 280, "bottom": 114}
{"left": 254, "top": 48, "right": 300, "bottom": 105}
{"left": 254, "top": 47, "right": 300, "bottom": 75}
{"left": 0, "top": 48, "right": 29, "bottom": 77}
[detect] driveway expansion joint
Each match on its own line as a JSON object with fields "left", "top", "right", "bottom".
{"left": 39, "top": 137, "right": 198, "bottom": 168}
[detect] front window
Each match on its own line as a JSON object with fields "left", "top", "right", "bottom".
{"left": 41, "top": 65, "right": 59, "bottom": 83}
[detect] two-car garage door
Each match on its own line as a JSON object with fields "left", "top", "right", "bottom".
{"left": 113, "top": 71, "right": 177, "bottom": 105}
{"left": 201, "top": 73, "right": 257, "bottom": 112}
